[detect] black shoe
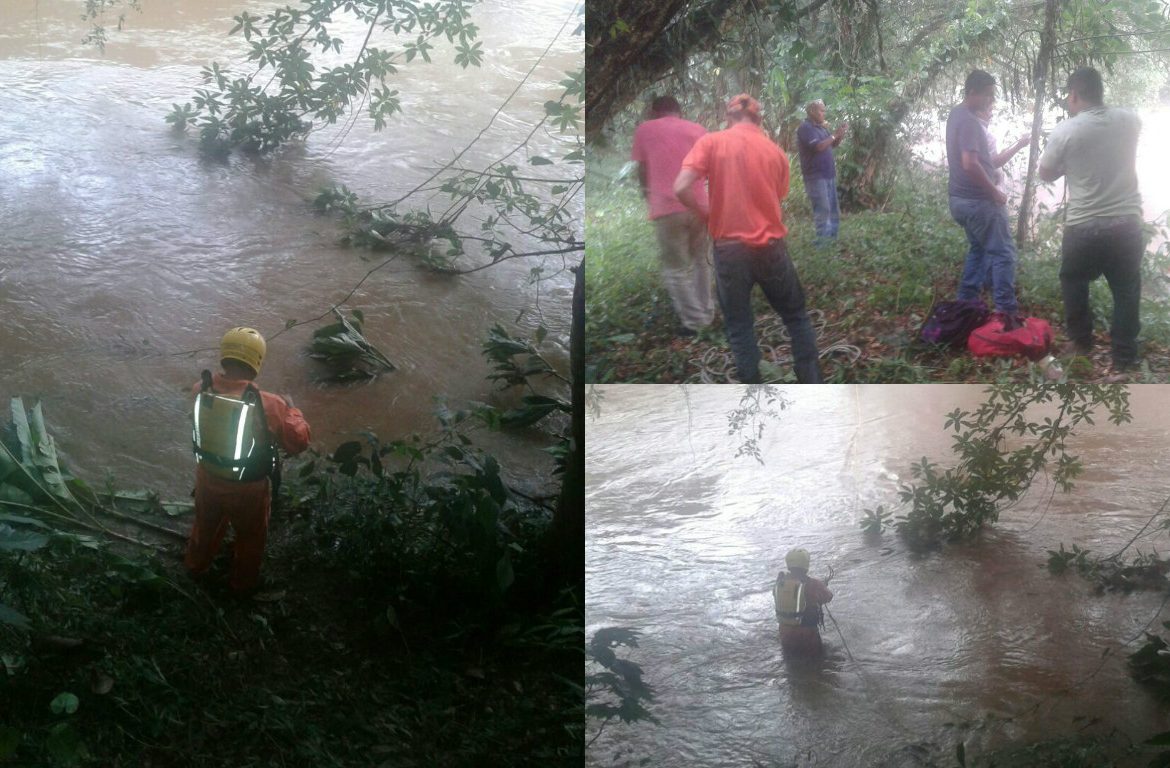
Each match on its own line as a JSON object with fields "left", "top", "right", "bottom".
{"left": 1061, "top": 341, "right": 1092, "bottom": 357}
{"left": 676, "top": 326, "right": 698, "bottom": 338}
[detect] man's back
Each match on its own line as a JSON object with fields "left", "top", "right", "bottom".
{"left": 682, "top": 122, "right": 790, "bottom": 245}
{"left": 631, "top": 115, "right": 707, "bottom": 219}
{"left": 1041, "top": 106, "right": 1141, "bottom": 226}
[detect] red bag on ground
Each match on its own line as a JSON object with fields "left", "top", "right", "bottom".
{"left": 967, "top": 317, "right": 1053, "bottom": 361}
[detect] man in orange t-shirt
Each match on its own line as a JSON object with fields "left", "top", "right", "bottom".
{"left": 673, "top": 94, "right": 823, "bottom": 383}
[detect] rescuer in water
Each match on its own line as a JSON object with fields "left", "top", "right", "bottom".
{"left": 186, "top": 327, "right": 311, "bottom": 594}
{"left": 773, "top": 547, "right": 833, "bottom": 656}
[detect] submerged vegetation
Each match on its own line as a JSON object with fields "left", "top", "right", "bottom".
{"left": 308, "top": 308, "right": 396, "bottom": 382}
{"left": 868, "top": 383, "right": 1132, "bottom": 548}
{"left": 163, "top": 0, "right": 584, "bottom": 278}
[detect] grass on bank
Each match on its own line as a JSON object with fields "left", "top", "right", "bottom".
{"left": 586, "top": 148, "right": 1170, "bottom": 383}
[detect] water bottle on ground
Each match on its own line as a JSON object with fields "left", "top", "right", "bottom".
{"left": 1036, "top": 354, "right": 1063, "bottom": 381}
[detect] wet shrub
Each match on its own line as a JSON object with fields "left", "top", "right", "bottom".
{"left": 1129, "top": 624, "right": 1170, "bottom": 701}
{"left": 586, "top": 627, "right": 658, "bottom": 761}
{"left": 283, "top": 426, "right": 537, "bottom": 617}
{"left": 887, "top": 383, "right": 1131, "bottom": 549}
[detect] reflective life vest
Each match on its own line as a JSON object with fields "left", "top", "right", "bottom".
{"left": 774, "top": 573, "right": 821, "bottom": 628}
{"left": 191, "top": 370, "right": 274, "bottom": 482}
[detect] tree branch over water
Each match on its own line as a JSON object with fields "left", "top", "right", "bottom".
{"left": 166, "top": 0, "right": 583, "bottom": 280}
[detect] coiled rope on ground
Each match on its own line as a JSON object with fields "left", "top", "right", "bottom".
{"left": 692, "top": 309, "right": 863, "bottom": 383}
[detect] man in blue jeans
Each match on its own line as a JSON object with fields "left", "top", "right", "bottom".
{"left": 946, "top": 70, "right": 1020, "bottom": 330}
{"left": 1039, "top": 67, "right": 1144, "bottom": 373}
{"left": 796, "top": 99, "right": 847, "bottom": 242}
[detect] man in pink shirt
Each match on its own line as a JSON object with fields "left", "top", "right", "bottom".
{"left": 630, "top": 96, "right": 714, "bottom": 335}
{"left": 673, "top": 94, "right": 823, "bottom": 383}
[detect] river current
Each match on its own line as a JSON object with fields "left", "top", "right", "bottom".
{"left": 0, "top": 0, "right": 581, "bottom": 495}
{"left": 586, "top": 385, "right": 1170, "bottom": 766}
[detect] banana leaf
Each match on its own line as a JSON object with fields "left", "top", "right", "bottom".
{"left": 0, "top": 522, "right": 49, "bottom": 552}
{"left": 1, "top": 398, "right": 81, "bottom": 508}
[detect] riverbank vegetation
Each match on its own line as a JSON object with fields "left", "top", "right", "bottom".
{"left": 2, "top": 4, "right": 584, "bottom": 765}
{"left": 860, "top": 383, "right": 1132, "bottom": 547}
{"left": 851, "top": 381, "right": 1170, "bottom": 766}
{"left": 1, "top": 381, "right": 582, "bottom": 766}
{"left": 587, "top": 149, "right": 1170, "bottom": 384}
{"left": 586, "top": 0, "right": 1170, "bottom": 383}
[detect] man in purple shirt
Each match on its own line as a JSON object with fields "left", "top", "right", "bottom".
{"left": 796, "top": 99, "right": 847, "bottom": 242}
{"left": 630, "top": 96, "right": 714, "bottom": 336}
{"left": 946, "top": 70, "right": 1020, "bottom": 330}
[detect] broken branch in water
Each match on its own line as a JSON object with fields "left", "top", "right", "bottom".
{"left": 308, "top": 308, "right": 396, "bottom": 382}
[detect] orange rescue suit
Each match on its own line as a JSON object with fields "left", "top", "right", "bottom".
{"left": 184, "top": 372, "right": 311, "bottom": 593}
{"left": 777, "top": 574, "right": 833, "bottom": 656}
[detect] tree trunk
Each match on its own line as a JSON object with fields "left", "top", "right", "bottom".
{"left": 547, "top": 260, "right": 585, "bottom": 588}
{"left": 585, "top": 0, "right": 826, "bottom": 142}
{"left": 1016, "top": 0, "right": 1060, "bottom": 245}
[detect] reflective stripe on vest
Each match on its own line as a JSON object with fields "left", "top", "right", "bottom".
{"left": 774, "top": 576, "right": 806, "bottom": 628}
{"left": 192, "top": 390, "right": 267, "bottom": 481}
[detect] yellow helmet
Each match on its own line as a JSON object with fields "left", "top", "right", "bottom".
{"left": 785, "top": 548, "right": 811, "bottom": 571}
{"left": 220, "top": 327, "right": 266, "bottom": 374}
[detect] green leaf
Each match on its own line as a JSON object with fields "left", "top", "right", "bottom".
{"left": 331, "top": 442, "right": 363, "bottom": 464}
{"left": 0, "top": 513, "right": 51, "bottom": 529}
{"left": 0, "top": 725, "right": 19, "bottom": 759}
{"left": 9, "top": 398, "right": 33, "bottom": 467}
{"left": 530, "top": 156, "right": 553, "bottom": 166}
{"left": 0, "top": 603, "right": 30, "bottom": 630}
{"left": 0, "top": 486, "right": 36, "bottom": 506}
{"left": 496, "top": 553, "right": 514, "bottom": 593}
{"left": 44, "top": 722, "right": 86, "bottom": 766}
{"left": 0, "top": 523, "right": 48, "bottom": 552}
{"left": 49, "top": 692, "right": 80, "bottom": 716}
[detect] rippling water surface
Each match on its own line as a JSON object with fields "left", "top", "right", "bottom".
{"left": 587, "top": 385, "right": 1170, "bottom": 766}
{"left": 0, "top": 0, "right": 581, "bottom": 494}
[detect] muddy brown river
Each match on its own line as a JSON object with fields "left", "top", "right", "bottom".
{"left": 0, "top": 0, "right": 581, "bottom": 495}
{"left": 586, "top": 385, "right": 1170, "bottom": 766}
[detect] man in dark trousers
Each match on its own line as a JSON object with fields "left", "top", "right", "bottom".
{"left": 1039, "top": 67, "right": 1144, "bottom": 374}
{"left": 946, "top": 70, "right": 1020, "bottom": 330}
{"left": 672, "top": 94, "right": 823, "bottom": 384}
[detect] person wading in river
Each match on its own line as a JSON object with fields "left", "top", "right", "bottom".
{"left": 186, "top": 327, "right": 311, "bottom": 594}
{"left": 773, "top": 547, "right": 833, "bottom": 656}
